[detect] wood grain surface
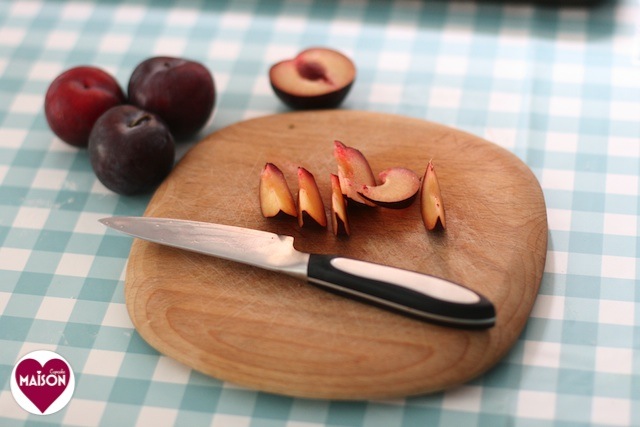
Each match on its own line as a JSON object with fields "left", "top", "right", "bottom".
{"left": 125, "top": 110, "right": 548, "bottom": 399}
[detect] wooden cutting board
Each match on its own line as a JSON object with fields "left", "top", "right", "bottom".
{"left": 125, "top": 110, "right": 548, "bottom": 400}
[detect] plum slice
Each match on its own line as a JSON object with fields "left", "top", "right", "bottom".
{"left": 359, "top": 167, "right": 421, "bottom": 209}
{"left": 420, "top": 161, "right": 446, "bottom": 231}
{"left": 330, "top": 173, "right": 350, "bottom": 236}
{"left": 333, "top": 140, "right": 377, "bottom": 207}
{"left": 297, "top": 167, "right": 327, "bottom": 228}
{"left": 259, "top": 163, "right": 297, "bottom": 218}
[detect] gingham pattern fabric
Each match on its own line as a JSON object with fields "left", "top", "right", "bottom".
{"left": 1, "top": 0, "right": 638, "bottom": 426}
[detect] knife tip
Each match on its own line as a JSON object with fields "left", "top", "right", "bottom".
{"left": 98, "top": 217, "right": 118, "bottom": 228}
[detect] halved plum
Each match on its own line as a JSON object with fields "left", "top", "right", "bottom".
{"left": 269, "top": 47, "right": 356, "bottom": 110}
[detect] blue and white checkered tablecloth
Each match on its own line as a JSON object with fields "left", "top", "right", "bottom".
{"left": 1, "top": 0, "right": 638, "bottom": 426}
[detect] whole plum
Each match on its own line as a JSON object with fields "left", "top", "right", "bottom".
{"left": 88, "top": 105, "right": 175, "bottom": 195}
{"left": 128, "top": 56, "right": 215, "bottom": 139}
{"left": 45, "top": 66, "right": 126, "bottom": 147}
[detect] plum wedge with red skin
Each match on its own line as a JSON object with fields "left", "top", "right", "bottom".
{"left": 330, "top": 173, "right": 350, "bottom": 236}
{"left": 297, "top": 167, "right": 327, "bottom": 228}
{"left": 333, "top": 140, "right": 377, "bottom": 207}
{"left": 421, "top": 161, "right": 446, "bottom": 231}
{"left": 45, "top": 66, "right": 126, "bottom": 147}
{"left": 269, "top": 47, "right": 356, "bottom": 110}
{"left": 259, "top": 163, "right": 297, "bottom": 218}
{"left": 359, "top": 167, "right": 421, "bottom": 209}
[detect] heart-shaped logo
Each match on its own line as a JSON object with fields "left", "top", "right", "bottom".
{"left": 15, "top": 358, "right": 69, "bottom": 413}
{"left": 10, "top": 350, "right": 75, "bottom": 415}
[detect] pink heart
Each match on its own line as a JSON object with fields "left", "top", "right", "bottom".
{"left": 15, "top": 358, "right": 70, "bottom": 413}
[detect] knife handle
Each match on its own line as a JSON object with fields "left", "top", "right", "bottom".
{"left": 306, "top": 255, "right": 495, "bottom": 329}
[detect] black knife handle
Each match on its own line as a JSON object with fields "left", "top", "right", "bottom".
{"left": 306, "top": 254, "right": 495, "bottom": 329}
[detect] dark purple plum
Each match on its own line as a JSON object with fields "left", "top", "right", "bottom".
{"left": 128, "top": 56, "right": 215, "bottom": 139}
{"left": 45, "top": 66, "right": 126, "bottom": 147}
{"left": 88, "top": 105, "right": 175, "bottom": 195}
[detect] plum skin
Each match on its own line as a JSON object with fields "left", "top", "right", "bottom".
{"left": 128, "top": 56, "right": 215, "bottom": 139}
{"left": 44, "top": 66, "right": 126, "bottom": 147}
{"left": 88, "top": 105, "right": 175, "bottom": 195}
{"left": 270, "top": 82, "right": 354, "bottom": 110}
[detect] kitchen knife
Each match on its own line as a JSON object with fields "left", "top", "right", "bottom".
{"left": 100, "top": 216, "right": 496, "bottom": 329}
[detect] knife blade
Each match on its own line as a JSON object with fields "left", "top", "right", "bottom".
{"left": 99, "top": 216, "right": 496, "bottom": 329}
